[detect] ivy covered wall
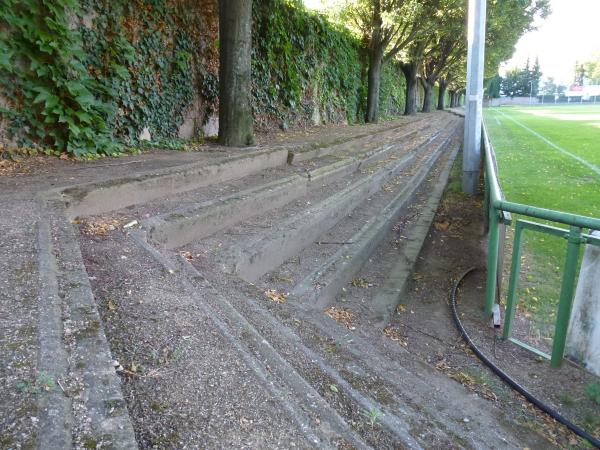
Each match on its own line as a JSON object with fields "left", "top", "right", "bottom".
{"left": 78, "top": 0, "right": 219, "bottom": 145}
{"left": 252, "top": 0, "right": 407, "bottom": 129}
{"left": 0, "top": 0, "right": 407, "bottom": 156}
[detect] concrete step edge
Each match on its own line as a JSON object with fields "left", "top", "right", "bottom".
{"left": 37, "top": 198, "right": 138, "bottom": 449}
{"left": 128, "top": 230, "right": 372, "bottom": 450}
{"left": 369, "top": 138, "right": 462, "bottom": 324}
{"left": 174, "top": 251, "right": 423, "bottom": 449}
{"left": 55, "top": 147, "right": 289, "bottom": 219}
{"left": 142, "top": 129, "right": 438, "bottom": 249}
{"left": 220, "top": 127, "right": 454, "bottom": 282}
{"left": 220, "top": 147, "right": 420, "bottom": 282}
{"left": 291, "top": 128, "right": 458, "bottom": 308}
{"left": 287, "top": 117, "right": 430, "bottom": 164}
{"left": 51, "top": 117, "right": 433, "bottom": 219}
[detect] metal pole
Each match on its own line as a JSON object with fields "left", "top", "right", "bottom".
{"left": 551, "top": 226, "right": 582, "bottom": 367}
{"left": 484, "top": 208, "right": 500, "bottom": 315}
{"left": 462, "top": 0, "right": 487, "bottom": 194}
{"left": 502, "top": 222, "right": 525, "bottom": 339}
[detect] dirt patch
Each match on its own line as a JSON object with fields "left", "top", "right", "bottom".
{"left": 77, "top": 228, "right": 313, "bottom": 449}
{"left": 386, "top": 159, "right": 600, "bottom": 449}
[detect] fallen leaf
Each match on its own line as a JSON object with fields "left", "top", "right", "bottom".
{"left": 435, "top": 360, "right": 450, "bottom": 371}
{"left": 434, "top": 219, "right": 450, "bottom": 231}
{"left": 180, "top": 251, "right": 194, "bottom": 261}
{"left": 325, "top": 306, "right": 357, "bottom": 329}
{"left": 107, "top": 298, "right": 117, "bottom": 311}
{"left": 351, "top": 278, "right": 373, "bottom": 288}
{"left": 265, "top": 289, "right": 287, "bottom": 304}
{"left": 412, "top": 272, "right": 424, "bottom": 282}
{"left": 76, "top": 217, "right": 122, "bottom": 236}
{"left": 123, "top": 220, "right": 138, "bottom": 229}
{"left": 383, "top": 326, "right": 408, "bottom": 347}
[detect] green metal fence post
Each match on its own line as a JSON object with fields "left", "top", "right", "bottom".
{"left": 483, "top": 171, "right": 490, "bottom": 233}
{"left": 502, "top": 222, "right": 524, "bottom": 340}
{"left": 485, "top": 207, "right": 500, "bottom": 315}
{"left": 550, "top": 226, "right": 582, "bottom": 367}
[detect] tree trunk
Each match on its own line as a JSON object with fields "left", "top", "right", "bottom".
{"left": 422, "top": 81, "right": 434, "bottom": 113}
{"left": 437, "top": 80, "right": 447, "bottom": 110}
{"left": 401, "top": 62, "right": 418, "bottom": 116}
{"left": 449, "top": 90, "right": 457, "bottom": 108}
{"left": 218, "top": 0, "right": 254, "bottom": 146}
{"left": 365, "top": 49, "right": 383, "bottom": 123}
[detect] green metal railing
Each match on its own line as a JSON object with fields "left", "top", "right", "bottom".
{"left": 482, "top": 122, "right": 600, "bottom": 367}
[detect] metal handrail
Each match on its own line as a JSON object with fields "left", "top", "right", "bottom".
{"left": 482, "top": 121, "right": 600, "bottom": 367}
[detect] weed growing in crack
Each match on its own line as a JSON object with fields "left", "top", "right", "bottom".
{"left": 362, "top": 408, "right": 382, "bottom": 429}
{"left": 16, "top": 372, "right": 55, "bottom": 394}
{"left": 585, "top": 382, "right": 600, "bottom": 405}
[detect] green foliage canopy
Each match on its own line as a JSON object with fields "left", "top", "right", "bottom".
{"left": 485, "top": 0, "right": 550, "bottom": 78}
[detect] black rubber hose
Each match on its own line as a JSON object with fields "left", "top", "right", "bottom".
{"left": 450, "top": 268, "right": 600, "bottom": 449}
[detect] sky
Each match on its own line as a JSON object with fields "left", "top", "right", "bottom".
{"left": 303, "top": 0, "right": 600, "bottom": 86}
{"left": 303, "top": 0, "right": 332, "bottom": 9}
{"left": 500, "top": 0, "right": 600, "bottom": 85}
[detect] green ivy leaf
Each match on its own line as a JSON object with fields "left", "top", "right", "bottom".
{"left": 112, "top": 64, "right": 130, "bottom": 80}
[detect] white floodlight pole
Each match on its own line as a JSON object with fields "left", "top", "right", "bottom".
{"left": 463, "top": 0, "right": 487, "bottom": 194}
{"left": 529, "top": 80, "right": 533, "bottom": 104}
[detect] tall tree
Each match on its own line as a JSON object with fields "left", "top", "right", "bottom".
{"left": 540, "top": 77, "right": 557, "bottom": 96}
{"left": 439, "top": 53, "right": 466, "bottom": 110}
{"left": 486, "top": 74, "right": 502, "bottom": 99}
{"left": 500, "top": 60, "right": 543, "bottom": 97}
{"left": 574, "top": 62, "right": 586, "bottom": 86}
{"left": 341, "top": 0, "right": 421, "bottom": 122}
{"left": 418, "top": 0, "right": 465, "bottom": 112}
{"left": 400, "top": 39, "right": 427, "bottom": 115}
{"left": 582, "top": 53, "right": 600, "bottom": 84}
{"left": 530, "top": 57, "right": 542, "bottom": 95}
{"left": 484, "top": 0, "right": 550, "bottom": 78}
{"left": 218, "top": 0, "right": 255, "bottom": 146}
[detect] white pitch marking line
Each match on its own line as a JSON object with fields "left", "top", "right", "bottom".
{"left": 495, "top": 109, "right": 600, "bottom": 177}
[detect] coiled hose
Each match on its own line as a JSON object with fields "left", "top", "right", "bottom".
{"left": 450, "top": 268, "right": 600, "bottom": 449}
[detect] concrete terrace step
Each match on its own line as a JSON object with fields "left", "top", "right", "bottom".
{"left": 289, "top": 126, "right": 459, "bottom": 308}
{"left": 141, "top": 119, "right": 438, "bottom": 249}
{"left": 121, "top": 115, "right": 461, "bottom": 447}
{"left": 127, "top": 232, "right": 371, "bottom": 449}
{"left": 169, "top": 118, "right": 544, "bottom": 447}
{"left": 37, "top": 198, "right": 138, "bottom": 449}
{"left": 214, "top": 127, "right": 451, "bottom": 282}
{"left": 56, "top": 115, "right": 431, "bottom": 220}
{"left": 287, "top": 117, "right": 430, "bottom": 163}
{"left": 59, "top": 147, "right": 289, "bottom": 219}
{"left": 163, "top": 117, "right": 541, "bottom": 447}
{"left": 171, "top": 254, "right": 425, "bottom": 449}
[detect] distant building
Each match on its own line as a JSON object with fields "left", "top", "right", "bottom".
{"left": 565, "top": 83, "right": 600, "bottom": 100}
